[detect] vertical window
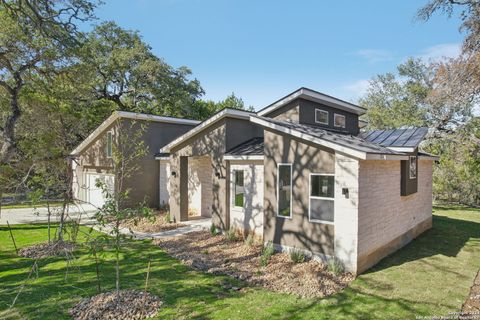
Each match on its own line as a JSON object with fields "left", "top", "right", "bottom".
{"left": 277, "top": 164, "right": 292, "bottom": 218}
{"left": 309, "top": 174, "right": 335, "bottom": 223}
{"left": 315, "top": 109, "right": 329, "bottom": 125}
{"left": 233, "top": 170, "right": 244, "bottom": 207}
{"left": 334, "top": 114, "right": 346, "bottom": 128}
{"left": 409, "top": 156, "right": 417, "bottom": 179}
{"left": 106, "top": 131, "right": 113, "bottom": 158}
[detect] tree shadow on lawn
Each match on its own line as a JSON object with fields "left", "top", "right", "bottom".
{"left": 364, "top": 214, "right": 480, "bottom": 274}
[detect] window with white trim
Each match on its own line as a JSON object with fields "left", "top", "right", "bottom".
{"left": 277, "top": 164, "right": 292, "bottom": 218}
{"left": 106, "top": 131, "right": 113, "bottom": 158}
{"left": 315, "top": 109, "right": 329, "bottom": 125}
{"left": 334, "top": 114, "right": 346, "bottom": 128}
{"left": 409, "top": 156, "right": 417, "bottom": 179}
{"left": 309, "top": 174, "right": 334, "bottom": 223}
{"left": 232, "top": 170, "right": 245, "bottom": 207}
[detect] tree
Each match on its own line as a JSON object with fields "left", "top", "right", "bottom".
{"left": 80, "top": 22, "right": 204, "bottom": 118}
{"left": 192, "top": 92, "right": 255, "bottom": 119}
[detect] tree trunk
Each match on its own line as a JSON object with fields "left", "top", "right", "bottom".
{"left": 0, "top": 89, "right": 21, "bottom": 165}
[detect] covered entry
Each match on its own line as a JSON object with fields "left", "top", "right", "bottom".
{"left": 187, "top": 156, "right": 213, "bottom": 218}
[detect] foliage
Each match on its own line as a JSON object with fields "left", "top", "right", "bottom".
{"left": 289, "top": 247, "right": 306, "bottom": 264}
{"left": 244, "top": 233, "right": 254, "bottom": 247}
{"left": 225, "top": 228, "right": 239, "bottom": 242}
{"left": 163, "top": 211, "right": 171, "bottom": 223}
{"left": 210, "top": 223, "right": 218, "bottom": 236}
{"left": 260, "top": 241, "right": 275, "bottom": 267}
{"left": 327, "top": 257, "right": 345, "bottom": 276}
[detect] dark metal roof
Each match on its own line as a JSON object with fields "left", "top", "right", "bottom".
{"left": 225, "top": 137, "right": 264, "bottom": 156}
{"left": 253, "top": 116, "right": 403, "bottom": 155}
{"left": 361, "top": 127, "right": 428, "bottom": 148}
{"left": 154, "top": 152, "right": 170, "bottom": 158}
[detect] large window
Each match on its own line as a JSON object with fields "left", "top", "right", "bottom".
{"left": 106, "top": 131, "right": 113, "bottom": 158}
{"left": 334, "top": 114, "right": 346, "bottom": 128}
{"left": 315, "top": 109, "right": 329, "bottom": 125}
{"left": 277, "top": 164, "right": 292, "bottom": 218}
{"left": 309, "top": 174, "right": 334, "bottom": 223}
{"left": 409, "top": 156, "right": 417, "bottom": 179}
{"left": 233, "top": 170, "right": 245, "bottom": 207}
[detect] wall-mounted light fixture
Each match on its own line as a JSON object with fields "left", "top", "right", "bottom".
{"left": 215, "top": 171, "right": 221, "bottom": 178}
{"left": 342, "top": 187, "right": 349, "bottom": 198}
{"left": 171, "top": 171, "right": 177, "bottom": 177}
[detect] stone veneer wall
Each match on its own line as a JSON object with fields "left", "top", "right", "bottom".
{"left": 357, "top": 159, "right": 433, "bottom": 273}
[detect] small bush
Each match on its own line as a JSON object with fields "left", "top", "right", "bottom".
{"left": 260, "top": 241, "right": 275, "bottom": 267}
{"left": 163, "top": 211, "right": 171, "bottom": 223}
{"left": 210, "top": 224, "right": 218, "bottom": 236}
{"left": 327, "top": 257, "right": 345, "bottom": 276}
{"left": 226, "top": 229, "right": 239, "bottom": 241}
{"left": 244, "top": 234, "right": 254, "bottom": 247}
{"left": 289, "top": 247, "right": 306, "bottom": 263}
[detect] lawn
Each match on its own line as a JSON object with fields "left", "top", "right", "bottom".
{"left": 0, "top": 206, "right": 479, "bottom": 319}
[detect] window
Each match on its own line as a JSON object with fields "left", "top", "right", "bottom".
{"left": 409, "top": 156, "right": 417, "bottom": 179}
{"left": 232, "top": 170, "right": 245, "bottom": 207}
{"left": 277, "top": 164, "right": 292, "bottom": 218}
{"left": 309, "top": 174, "right": 334, "bottom": 223}
{"left": 315, "top": 109, "right": 329, "bottom": 125}
{"left": 106, "top": 131, "right": 113, "bottom": 158}
{"left": 334, "top": 114, "right": 346, "bottom": 128}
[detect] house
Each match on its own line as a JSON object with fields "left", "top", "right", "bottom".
{"left": 70, "top": 111, "right": 200, "bottom": 208}
{"left": 159, "top": 87, "right": 437, "bottom": 274}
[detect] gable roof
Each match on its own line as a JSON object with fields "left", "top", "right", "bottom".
{"left": 361, "top": 127, "right": 429, "bottom": 152}
{"left": 71, "top": 111, "right": 200, "bottom": 155}
{"left": 250, "top": 115, "right": 408, "bottom": 160}
{"left": 257, "top": 87, "right": 366, "bottom": 117}
{"left": 160, "top": 108, "right": 255, "bottom": 153}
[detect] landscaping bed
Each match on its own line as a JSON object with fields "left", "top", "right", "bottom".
{"left": 119, "top": 210, "right": 185, "bottom": 233}
{"left": 18, "top": 240, "right": 76, "bottom": 259}
{"left": 155, "top": 231, "right": 354, "bottom": 298}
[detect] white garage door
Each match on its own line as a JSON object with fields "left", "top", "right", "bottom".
{"left": 85, "top": 173, "right": 115, "bottom": 208}
{"left": 230, "top": 163, "right": 264, "bottom": 237}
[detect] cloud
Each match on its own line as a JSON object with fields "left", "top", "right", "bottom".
{"left": 417, "top": 43, "right": 461, "bottom": 62}
{"left": 354, "top": 49, "right": 394, "bottom": 63}
{"left": 344, "top": 79, "right": 370, "bottom": 98}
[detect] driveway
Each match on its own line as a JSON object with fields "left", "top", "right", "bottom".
{"left": 0, "top": 203, "right": 97, "bottom": 225}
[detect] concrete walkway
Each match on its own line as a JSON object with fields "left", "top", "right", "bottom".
{"left": 93, "top": 217, "right": 212, "bottom": 240}
{"left": 0, "top": 203, "right": 97, "bottom": 225}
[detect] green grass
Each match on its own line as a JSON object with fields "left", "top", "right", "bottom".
{"left": 0, "top": 205, "right": 479, "bottom": 319}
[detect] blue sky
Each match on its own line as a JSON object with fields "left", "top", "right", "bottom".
{"left": 92, "top": 0, "right": 464, "bottom": 110}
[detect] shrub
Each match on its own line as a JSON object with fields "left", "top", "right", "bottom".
{"left": 210, "top": 224, "right": 218, "bottom": 236}
{"left": 163, "top": 211, "right": 171, "bottom": 223}
{"left": 244, "top": 234, "right": 254, "bottom": 247}
{"left": 226, "top": 229, "right": 239, "bottom": 241}
{"left": 327, "top": 257, "right": 345, "bottom": 276}
{"left": 260, "top": 241, "right": 275, "bottom": 267}
{"left": 289, "top": 247, "right": 306, "bottom": 263}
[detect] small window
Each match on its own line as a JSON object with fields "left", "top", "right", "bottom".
{"left": 309, "top": 174, "right": 334, "bottom": 223}
{"left": 233, "top": 170, "right": 245, "bottom": 207}
{"left": 106, "top": 131, "right": 113, "bottom": 158}
{"left": 315, "top": 109, "right": 329, "bottom": 125}
{"left": 409, "top": 156, "right": 417, "bottom": 179}
{"left": 334, "top": 114, "right": 346, "bottom": 128}
{"left": 277, "top": 164, "right": 292, "bottom": 218}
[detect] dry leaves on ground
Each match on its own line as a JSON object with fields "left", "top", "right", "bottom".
{"left": 119, "top": 210, "right": 185, "bottom": 233}
{"left": 155, "top": 231, "right": 354, "bottom": 298}
{"left": 18, "top": 241, "right": 76, "bottom": 259}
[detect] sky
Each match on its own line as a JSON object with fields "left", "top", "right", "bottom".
{"left": 91, "top": 0, "right": 464, "bottom": 110}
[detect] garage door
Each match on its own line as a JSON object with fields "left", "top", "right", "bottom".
{"left": 85, "top": 173, "right": 115, "bottom": 208}
{"left": 229, "top": 163, "right": 264, "bottom": 237}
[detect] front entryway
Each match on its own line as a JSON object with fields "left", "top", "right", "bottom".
{"left": 229, "top": 162, "right": 264, "bottom": 237}
{"left": 187, "top": 156, "right": 213, "bottom": 218}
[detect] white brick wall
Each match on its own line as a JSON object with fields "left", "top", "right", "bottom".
{"left": 357, "top": 159, "right": 433, "bottom": 257}
{"left": 334, "top": 153, "right": 359, "bottom": 273}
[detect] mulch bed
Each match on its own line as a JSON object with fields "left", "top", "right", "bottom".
{"left": 462, "top": 269, "right": 480, "bottom": 315}
{"left": 155, "top": 231, "right": 354, "bottom": 298}
{"left": 18, "top": 241, "right": 76, "bottom": 259}
{"left": 69, "top": 290, "right": 162, "bottom": 320}
{"left": 120, "top": 211, "right": 185, "bottom": 233}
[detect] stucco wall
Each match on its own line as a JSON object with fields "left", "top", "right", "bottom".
{"left": 357, "top": 159, "right": 433, "bottom": 272}
{"left": 263, "top": 129, "right": 335, "bottom": 256}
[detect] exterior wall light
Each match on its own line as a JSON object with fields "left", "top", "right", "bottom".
{"left": 171, "top": 171, "right": 177, "bottom": 177}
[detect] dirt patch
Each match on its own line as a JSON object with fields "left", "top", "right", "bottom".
{"left": 119, "top": 210, "right": 185, "bottom": 233}
{"left": 462, "top": 269, "right": 480, "bottom": 315}
{"left": 69, "top": 289, "right": 162, "bottom": 320}
{"left": 18, "top": 241, "right": 76, "bottom": 259}
{"left": 155, "top": 231, "right": 354, "bottom": 298}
